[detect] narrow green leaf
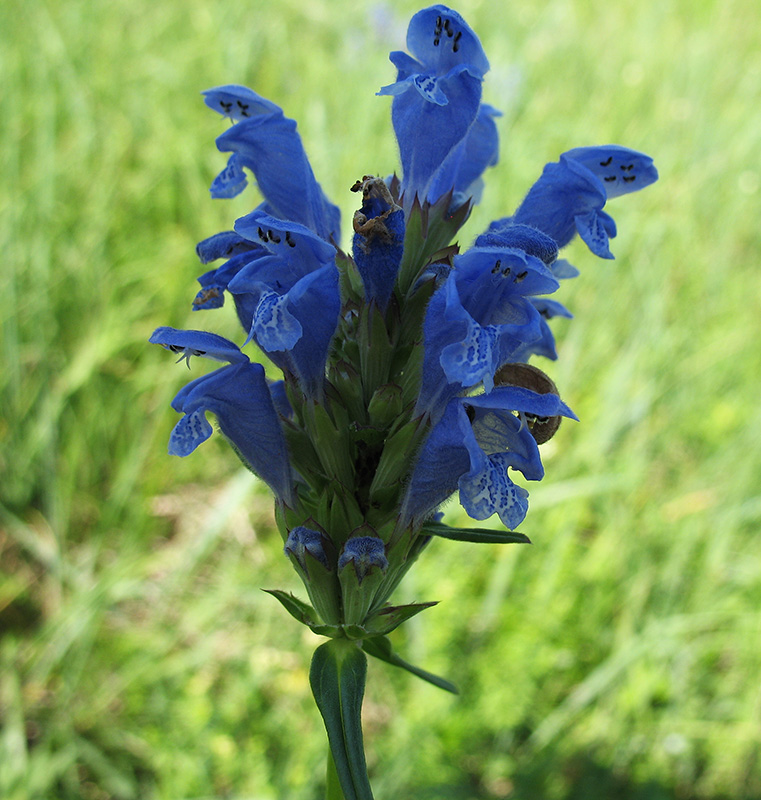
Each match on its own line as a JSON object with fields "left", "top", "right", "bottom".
{"left": 364, "top": 602, "right": 438, "bottom": 636}
{"left": 361, "top": 635, "right": 458, "bottom": 694}
{"left": 310, "top": 640, "right": 374, "bottom": 800}
{"left": 262, "top": 590, "right": 342, "bottom": 637}
{"left": 421, "top": 521, "right": 532, "bottom": 544}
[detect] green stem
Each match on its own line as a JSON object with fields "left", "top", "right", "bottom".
{"left": 326, "top": 748, "right": 346, "bottom": 800}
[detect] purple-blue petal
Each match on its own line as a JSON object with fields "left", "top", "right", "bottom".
{"left": 562, "top": 145, "right": 658, "bottom": 199}
{"left": 149, "top": 327, "right": 249, "bottom": 364}
{"left": 168, "top": 362, "right": 294, "bottom": 503}
{"left": 212, "top": 96, "right": 340, "bottom": 242}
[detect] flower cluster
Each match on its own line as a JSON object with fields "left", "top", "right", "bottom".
{"left": 151, "top": 4, "right": 656, "bottom": 660}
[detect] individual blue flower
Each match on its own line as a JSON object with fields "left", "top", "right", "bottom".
{"left": 509, "top": 145, "right": 658, "bottom": 260}
{"left": 402, "top": 386, "right": 577, "bottom": 530}
{"left": 378, "top": 5, "right": 492, "bottom": 205}
{"left": 285, "top": 526, "right": 332, "bottom": 572}
{"left": 149, "top": 327, "right": 294, "bottom": 504}
{"left": 338, "top": 537, "right": 389, "bottom": 584}
{"left": 203, "top": 85, "right": 341, "bottom": 243}
{"left": 351, "top": 176, "right": 405, "bottom": 311}
{"left": 416, "top": 246, "right": 559, "bottom": 421}
{"left": 226, "top": 211, "right": 341, "bottom": 398}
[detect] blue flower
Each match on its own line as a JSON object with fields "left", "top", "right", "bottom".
{"left": 149, "top": 327, "right": 294, "bottom": 504}
{"left": 203, "top": 85, "right": 341, "bottom": 243}
{"left": 403, "top": 385, "right": 577, "bottom": 529}
{"left": 378, "top": 5, "right": 494, "bottom": 205}
{"left": 508, "top": 145, "right": 658, "bottom": 260}
{"left": 416, "top": 245, "right": 559, "bottom": 421}
{"left": 225, "top": 211, "right": 341, "bottom": 399}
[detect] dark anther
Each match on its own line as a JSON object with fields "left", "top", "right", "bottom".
{"left": 604, "top": 176, "right": 616, "bottom": 182}
{"left": 453, "top": 31, "right": 462, "bottom": 52}
{"left": 444, "top": 18, "right": 453, "bottom": 36}
{"left": 236, "top": 100, "right": 250, "bottom": 117}
{"left": 501, "top": 264, "right": 512, "bottom": 276}
{"left": 257, "top": 227, "right": 267, "bottom": 241}
{"left": 168, "top": 344, "right": 183, "bottom": 352}
{"left": 285, "top": 231, "right": 296, "bottom": 247}
{"left": 621, "top": 164, "right": 634, "bottom": 171}
{"left": 491, "top": 259, "right": 502, "bottom": 274}
{"left": 465, "top": 404, "right": 476, "bottom": 423}
{"left": 434, "top": 37, "right": 440, "bottom": 46}
{"left": 600, "top": 156, "right": 613, "bottom": 166}
{"left": 191, "top": 349, "right": 206, "bottom": 357}
{"left": 623, "top": 175, "right": 636, "bottom": 182}
{"left": 515, "top": 270, "right": 528, "bottom": 283}
{"left": 435, "top": 15, "right": 442, "bottom": 32}
{"left": 220, "top": 100, "right": 233, "bottom": 112}
{"left": 268, "top": 229, "right": 281, "bottom": 244}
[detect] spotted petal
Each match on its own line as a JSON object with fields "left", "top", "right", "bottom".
{"left": 563, "top": 145, "right": 658, "bottom": 199}
{"left": 149, "top": 327, "right": 249, "bottom": 366}
{"left": 459, "top": 452, "right": 530, "bottom": 530}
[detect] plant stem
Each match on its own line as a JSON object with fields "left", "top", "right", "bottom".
{"left": 326, "top": 749, "right": 346, "bottom": 800}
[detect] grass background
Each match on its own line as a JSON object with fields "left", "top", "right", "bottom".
{"left": 2, "top": 0, "right": 760, "bottom": 797}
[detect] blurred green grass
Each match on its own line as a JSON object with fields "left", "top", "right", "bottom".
{"left": 1, "top": 0, "right": 760, "bottom": 797}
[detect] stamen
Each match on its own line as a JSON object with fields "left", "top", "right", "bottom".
{"left": 600, "top": 156, "right": 613, "bottom": 166}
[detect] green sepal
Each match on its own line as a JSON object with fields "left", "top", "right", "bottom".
{"left": 367, "top": 383, "right": 403, "bottom": 429}
{"left": 262, "top": 590, "right": 343, "bottom": 638}
{"left": 396, "top": 191, "right": 472, "bottom": 296}
{"left": 369, "top": 416, "right": 428, "bottom": 500}
{"left": 361, "top": 635, "right": 458, "bottom": 695}
{"left": 310, "top": 639, "right": 374, "bottom": 800}
{"left": 336, "top": 248, "right": 365, "bottom": 305}
{"left": 421, "top": 520, "right": 532, "bottom": 544}
{"left": 303, "top": 401, "right": 355, "bottom": 488}
{"left": 364, "top": 601, "right": 438, "bottom": 636}
{"left": 327, "top": 363, "right": 367, "bottom": 427}
{"left": 398, "top": 344, "right": 425, "bottom": 409}
{"left": 357, "top": 304, "right": 394, "bottom": 403}
{"left": 327, "top": 482, "right": 366, "bottom": 546}
{"left": 281, "top": 420, "right": 325, "bottom": 488}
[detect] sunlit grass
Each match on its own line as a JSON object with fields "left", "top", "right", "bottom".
{"left": 2, "top": 0, "right": 760, "bottom": 797}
